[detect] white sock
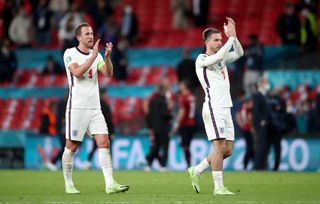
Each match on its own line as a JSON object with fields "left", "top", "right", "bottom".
{"left": 212, "top": 171, "right": 224, "bottom": 191}
{"left": 62, "top": 147, "right": 75, "bottom": 187}
{"left": 194, "top": 159, "right": 210, "bottom": 175}
{"left": 98, "top": 148, "right": 114, "bottom": 188}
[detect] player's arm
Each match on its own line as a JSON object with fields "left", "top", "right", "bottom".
{"left": 198, "top": 37, "right": 235, "bottom": 67}
{"left": 98, "top": 42, "right": 113, "bottom": 77}
{"left": 225, "top": 38, "right": 244, "bottom": 64}
{"left": 68, "top": 39, "right": 100, "bottom": 78}
{"left": 224, "top": 17, "right": 244, "bottom": 64}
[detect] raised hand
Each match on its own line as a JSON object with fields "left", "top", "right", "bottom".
{"left": 224, "top": 17, "right": 236, "bottom": 38}
{"left": 92, "top": 39, "right": 100, "bottom": 58}
{"left": 105, "top": 42, "right": 113, "bottom": 58}
{"left": 226, "top": 17, "right": 235, "bottom": 25}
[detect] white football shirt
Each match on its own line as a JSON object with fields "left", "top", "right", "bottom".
{"left": 196, "top": 37, "right": 243, "bottom": 108}
{"left": 63, "top": 47, "right": 105, "bottom": 109}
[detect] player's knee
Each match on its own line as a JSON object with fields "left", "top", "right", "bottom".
{"left": 97, "top": 138, "right": 110, "bottom": 149}
{"left": 65, "top": 140, "right": 79, "bottom": 152}
{"left": 215, "top": 144, "right": 227, "bottom": 156}
{"left": 224, "top": 149, "right": 232, "bottom": 158}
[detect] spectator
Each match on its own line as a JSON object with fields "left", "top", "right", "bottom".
{"left": 38, "top": 99, "right": 58, "bottom": 171}
{"left": 144, "top": 83, "right": 172, "bottom": 171}
{"left": 235, "top": 93, "right": 254, "bottom": 170}
{"left": 297, "top": 0, "right": 319, "bottom": 14}
{"left": 176, "top": 48, "right": 202, "bottom": 131}
{"left": 192, "top": 0, "right": 209, "bottom": 27}
{"left": 0, "top": 1, "right": 15, "bottom": 39}
{"left": 170, "top": 0, "right": 189, "bottom": 29}
{"left": 49, "top": 93, "right": 68, "bottom": 169}
{"left": 300, "top": 6, "right": 318, "bottom": 53}
{"left": 176, "top": 48, "right": 200, "bottom": 91}
{"left": 243, "top": 34, "right": 264, "bottom": 97}
{"left": 120, "top": 5, "right": 138, "bottom": 44}
{"left": 58, "top": 2, "right": 83, "bottom": 52}
{"left": 49, "top": 0, "right": 69, "bottom": 29}
{"left": 87, "top": 0, "right": 114, "bottom": 30}
{"left": 172, "top": 80, "right": 196, "bottom": 168}
{"left": 41, "top": 55, "right": 63, "bottom": 75}
{"left": 39, "top": 100, "right": 57, "bottom": 135}
{"left": 267, "top": 88, "right": 287, "bottom": 171}
{"left": 111, "top": 39, "right": 128, "bottom": 81}
{"left": 33, "top": 0, "right": 52, "bottom": 46}
{"left": 97, "top": 16, "right": 118, "bottom": 46}
{"left": 276, "top": 3, "right": 301, "bottom": 45}
{"left": 143, "top": 76, "right": 175, "bottom": 116}
{"left": 0, "top": 38, "right": 17, "bottom": 83}
{"left": 252, "top": 78, "right": 270, "bottom": 170}
{"left": 8, "top": 7, "right": 33, "bottom": 47}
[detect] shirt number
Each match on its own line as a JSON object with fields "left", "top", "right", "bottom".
{"left": 89, "top": 69, "right": 92, "bottom": 79}
{"left": 221, "top": 70, "right": 226, "bottom": 80}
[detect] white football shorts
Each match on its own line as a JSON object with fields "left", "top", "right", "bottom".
{"left": 65, "top": 108, "right": 109, "bottom": 141}
{"left": 202, "top": 104, "right": 234, "bottom": 141}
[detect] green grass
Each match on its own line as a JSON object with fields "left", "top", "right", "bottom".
{"left": 0, "top": 170, "right": 319, "bottom": 203}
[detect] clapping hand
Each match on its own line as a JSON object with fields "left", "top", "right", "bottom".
{"left": 105, "top": 42, "right": 113, "bottom": 58}
{"left": 224, "top": 17, "right": 236, "bottom": 38}
{"left": 92, "top": 39, "right": 100, "bottom": 58}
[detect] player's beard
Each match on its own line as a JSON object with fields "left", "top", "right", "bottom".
{"left": 86, "top": 40, "right": 94, "bottom": 49}
{"left": 211, "top": 45, "right": 221, "bottom": 53}
{"left": 215, "top": 45, "right": 222, "bottom": 52}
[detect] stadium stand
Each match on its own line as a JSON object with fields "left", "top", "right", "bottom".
{"left": 0, "top": 0, "right": 319, "bottom": 135}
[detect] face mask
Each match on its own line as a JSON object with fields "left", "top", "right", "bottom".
{"left": 264, "top": 84, "right": 271, "bottom": 92}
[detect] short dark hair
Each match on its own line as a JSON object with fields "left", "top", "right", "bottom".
{"left": 75, "top": 22, "right": 90, "bottom": 37}
{"left": 202, "top": 28, "right": 221, "bottom": 41}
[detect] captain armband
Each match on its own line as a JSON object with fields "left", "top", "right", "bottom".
{"left": 97, "top": 61, "right": 105, "bottom": 70}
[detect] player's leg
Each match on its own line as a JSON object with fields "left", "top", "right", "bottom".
{"left": 213, "top": 108, "right": 234, "bottom": 195}
{"left": 211, "top": 139, "right": 226, "bottom": 191}
{"left": 224, "top": 141, "right": 234, "bottom": 159}
{"left": 188, "top": 105, "right": 212, "bottom": 193}
{"left": 94, "top": 134, "right": 113, "bottom": 185}
{"left": 211, "top": 139, "right": 234, "bottom": 195}
{"left": 88, "top": 109, "right": 129, "bottom": 194}
{"left": 94, "top": 134, "right": 129, "bottom": 194}
{"left": 63, "top": 139, "right": 80, "bottom": 194}
{"left": 224, "top": 110, "right": 235, "bottom": 160}
{"left": 63, "top": 109, "right": 88, "bottom": 194}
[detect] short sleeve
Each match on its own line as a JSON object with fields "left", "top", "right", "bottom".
{"left": 195, "top": 54, "right": 207, "bottom": 68}
{"left": 63, "top": 49, "right": 77, "bottom": 68}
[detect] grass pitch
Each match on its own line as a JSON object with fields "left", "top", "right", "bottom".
{"left": 0, "top": 170, "right": 319, "bottom": 204}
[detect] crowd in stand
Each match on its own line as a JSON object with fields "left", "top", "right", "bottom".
{"left": 0, "top": 0, "right": 138, "bottom": 49}
{"left": 0, "top": 0, "right": 319, "bottom": 137}
{"left": 276, "top": 1, "right": 319, "bottom": 52}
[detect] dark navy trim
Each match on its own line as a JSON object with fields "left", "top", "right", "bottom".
{"left": 70, "top": 72, "right": 74, "bottom": 87}
{"left": 203, "top": 67, "right": 220, "bottom": 138}
{"left": 68, "top": 71, "right": 73, "bottom": 140}
{"left": 76, "top": 46, "right": 89, "bottom": 55}
{"left": 203, "top": 66, "right": 210, "bottom": 88}
{"left": 67, "top": 108, "right": 71, "bottom": 140}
